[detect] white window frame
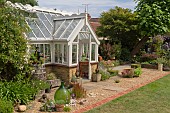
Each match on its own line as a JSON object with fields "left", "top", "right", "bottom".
{"left": 30, "top": 43, "right": 52, "bottom": 64}
{"left": 54, "top": 43, "right": 68, "bottom": 65}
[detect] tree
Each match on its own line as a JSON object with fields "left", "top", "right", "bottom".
{"left": 7, "top": 0, "right": 38, "bottom": 6}
{"left": 97, "top": 6, "right": 140, "bottom": 60}
{"left": 0, "top": 2, "right": 31, "bottom": 80}
{"left": 131, "top": 0, "right": 170, "bottom": 56}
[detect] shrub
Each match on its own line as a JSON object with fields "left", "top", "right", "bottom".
{"left": 107, "top": 70, "right": 119, "bottom": 77}
{"left": 156, "top": 57, "right": 167, "bottom": 65}
{"left": 140, "top": 53, "right": 158, "bottom": 62}
{"left": 40, "top": 99, "right": 55, "bottom": 112}
{"left": 0, "top": 4, "right": 32, "bottom": 80}
{"left": 99, "top": 42, "right": 121, "bottom": 60}
{"left": 120, "top": 48, "right": 131, "bottom": 61}
{"left": 131, "top": 64, "right": 141, "bottom": 69}
{"left": 134, "top": 68, "right": 142, "bottom": 77}
{"left": 64, "top": 106, "right": 71, "bottom": 112}
{"left": 72, "top": 83, "right": 86, "bottom": 99}
{"left": 100, "top": 70, "right": 110, "bottom": 81}
{"left": 0, "top": 99, "right": 13, "bottom": 113}
{"left": 0, "top": 80, "right": 49, "bottom": 105}
{"left": 112, "top": 60, "right": 120, "bottom": 66}
{"left": 46, "top": 73, "right": 56, "bottom": 80}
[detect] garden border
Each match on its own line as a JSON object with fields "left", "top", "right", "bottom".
{"left": 74, "top": 72, "right": 169, "bottom": 113}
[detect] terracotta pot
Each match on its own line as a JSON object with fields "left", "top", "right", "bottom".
{"left": 55, "top": 104, "right": 64, "bottom": 112}
{"left": 98, "top": 56, "right": 103, "bottom": 61}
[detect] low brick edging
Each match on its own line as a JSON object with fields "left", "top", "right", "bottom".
{"left": 73, "top": 72, "right": 170, "bottom": 113}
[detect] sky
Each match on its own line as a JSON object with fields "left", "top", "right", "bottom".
{"left": 38, "top": 0, "right": 136, "bottom": 17}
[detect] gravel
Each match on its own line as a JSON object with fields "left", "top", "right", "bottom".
{"left": 15, "top": 68, "right": 170, "bottom": 113}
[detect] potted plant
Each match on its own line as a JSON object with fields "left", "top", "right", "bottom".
{"left": 92, "top": 68, "right": 101, "bottom": 82}
{"left": 156, "top": 57, "right": 167, "bottom": 71}
{"left": 55, "top": 100, "right": 65, "bottom": 112}
{"left": 46, "top": 73, "right": 61, "bottom": 87}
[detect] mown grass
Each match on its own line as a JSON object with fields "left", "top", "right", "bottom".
{"left": 86, "top": 74, "right": 170, "bottom": 113}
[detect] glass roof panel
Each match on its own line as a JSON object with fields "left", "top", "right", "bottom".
{"left": 43, "top": 20, "right": 52, "bottom": 32}
{"left": 35, "top": 19, "right": 51, "bottom": 37}
{"left": 81, "top": 25, "right": 90, "bottom": 32}
{"left": 61, "top": 18, "right": 81, "bottom": 38}
{"left": 26, "top": 19, "right": 44, "bottom": 38}
{"left": 54, "top": 19, "right": 72, "bottom": 38}
{"left": 54, "top": 20, "right": 64, "bottom": 32}
{"left": 79, "top": 33, "right": 86, "bottom": 40}
{"left": 44, "top": 13, "right": 52, "bottom": 23}
{"left": 36, "top": 12, "right": 53, "bottom": 32}
{"left": 36, "top": 12, "right": 46, "bottom": 20}
{"left": 27, "top": 30, "right": 36, "bottom": 38}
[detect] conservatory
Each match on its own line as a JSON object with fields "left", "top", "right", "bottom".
{"left": 12, "top": 2, "right": 100, "bottom": 82}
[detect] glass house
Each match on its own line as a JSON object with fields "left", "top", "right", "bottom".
{"left": 12, "top": 2, "right": 100, "bottom": 82}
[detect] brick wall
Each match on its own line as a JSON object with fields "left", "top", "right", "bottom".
{"left": 45, "top": 62, "right": 98, "bottom": 84}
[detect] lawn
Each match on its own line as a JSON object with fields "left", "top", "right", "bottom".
{"left": 86, "top": 74, "right": 170, "bottom": 113}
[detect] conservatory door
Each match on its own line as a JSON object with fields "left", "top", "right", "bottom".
{"left": 78, "top": 41, "right": 90, "bottom": 79}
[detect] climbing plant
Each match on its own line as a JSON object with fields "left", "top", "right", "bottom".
{"left": 0, "top": 2, "right": 31, "bottom": 80}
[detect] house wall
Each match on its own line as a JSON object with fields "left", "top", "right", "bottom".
{"left": 45, "top": 62, "right": 98, "bottom": 85}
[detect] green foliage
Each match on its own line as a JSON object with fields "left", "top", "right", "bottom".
{"left": 71, "top": 75, "right": 77, "bottom": 83}
{"left": 64, "top": 106, "right": 71, "bottom": 112}
{"left": 100, "top": 70, "right": 110, "bottom": 81}
{"left": 46, "top": 73, "right": 56, "bottom": 80}
{"left": 72, "top": 83, "right": 86, "bottom": 99}
{"left": 40, "top": 99, "right": 55, "bottom": 112}
{"left": 135, "top": 0, "right": 170, "bottom": 36}
{"left": 0, "top": 4, "right": 32, "bottom": 80}
{"left": 156, "top": 57, "right": 167, "bottom": 65}
{"left": 152, "top": 36, "right": 164, "bottom": 56}
{"left": 107, "top": 70, "right": 119, "bottom": 77}
{"left": 86, "top": 74, "right": 170, "bottom": 113}
{"left": 99, "top": 41, "right": 121, "bottom": 60}
{"left": 131, "top": 64, "right": 141, "bottom": 69}
{"left": 120, "top": 48, "right": 131, "bottom": 61}
{"left": 97, "top": 6, "right": 140, "bottom": 53}
{"left": 140, "top": 53, "right": 158, "bottom": 63}
{"left": 134, "top": 68, "right": 142, "bottom": 77}
{"left": 0, "top": 80, "right": 50, "bottom": 105}
{"left": 112, "top": 60, "right": 120, "bottom": 66}
{"left": 0, "top": 99, "right": 13, "bottom": 113}
{"left": 8, "top": 0, "right": 38, "bottom": 6}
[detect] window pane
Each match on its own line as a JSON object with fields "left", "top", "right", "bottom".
{"left": 45, "top": 44, "right": 51, "bottom": 63}
{"left": 55, "top": 44, "right": 62, "bottom": 63}
{"left": 29, "top": 44, "right": 51, "bottom": 64}
{"left": 64, "top": 44, "right": 68, "bottom": 63}
{"left": 91, "top": 44, "right": 95, "bottom": 61}
{"left": 72, "top": 45, "right": 77, "bottom": 64}
{"left": 84, "top": 43, "right": 89, "bottom": 57}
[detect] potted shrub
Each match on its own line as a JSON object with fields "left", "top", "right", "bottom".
{"left": 156, "top": 57, "right": 167, "bottom": 71}
{"left": 92, "top": 68, "right": 101, "bottom": 82}
{"left": 46, "top": 73, "right": 61, "bottom": 87}
{"left": 55, "top": 100, "right": 65, "bottom": 112}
